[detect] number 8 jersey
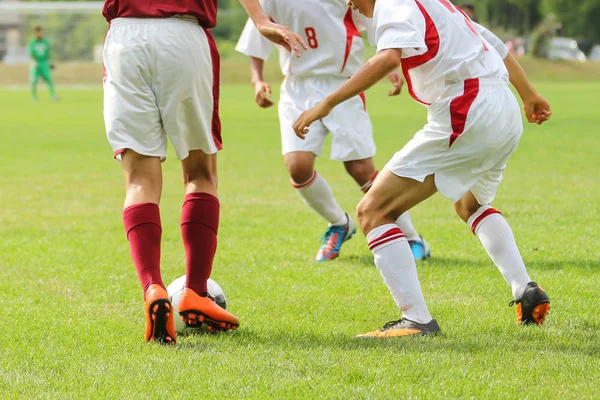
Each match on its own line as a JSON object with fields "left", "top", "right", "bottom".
{"left": 236, "top": 0, "right": 368, "bottom": 78}
{"left": 374, "top": 0, "right": 510, "bottom": 105}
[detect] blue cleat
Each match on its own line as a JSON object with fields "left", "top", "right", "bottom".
{"left": 408, "top": 235, "right": 431, "bottom": 260}
{"left": 316, "top": 213, "right": 356, "bottom": 262}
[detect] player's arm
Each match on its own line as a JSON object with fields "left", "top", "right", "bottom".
{"left": 293, "top": 48, "right": 402, "bottom": 139}
{"left": 236, "top": 19, "right": 275, "bottom": 108}
{"left": 474, "top": 22, "right": 551, "bottom": 125}
{"left": 250, "top": 57, "right": 273, "bottom": 108}
{"left": 503, "top": 53, "right": 551, "bottom": 125}
{"left": 352, "top": 10, "right": 403, "bottom": 97}
{"left": 237, "top": 0, "right": 307, "bottom": 57}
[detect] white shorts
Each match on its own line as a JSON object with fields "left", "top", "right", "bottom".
{"left": 386, "top": 79, "right": 523, "bottom": 205}
{"left": 279, "top": 76, "right": 376, "bottom": 162}
{"left": 103, "top": 16, "right": 221, "bottom": 161}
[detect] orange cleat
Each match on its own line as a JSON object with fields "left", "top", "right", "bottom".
{"left": 510, "top": 282, "right": 551, "bottom": 325}
{"left": 178, "top": 288, "right": 239, "bottom": 332}
{"left": 144, "top": 284, "right": 177, "bottom": 344}
{"left": 357, "top": 318, "right": 441, "bottom": 338}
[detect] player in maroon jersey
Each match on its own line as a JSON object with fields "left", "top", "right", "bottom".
{"left": 102, "top": 0, "right": 306, "bottom": 344}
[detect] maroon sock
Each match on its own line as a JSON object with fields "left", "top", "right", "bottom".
{"left": 181, "top": 192, "right": 220, "bottom": 294}
{"left": 122, "top": 203, "right": 164, "bottom": 295}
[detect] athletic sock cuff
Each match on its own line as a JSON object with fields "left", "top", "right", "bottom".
{"left": 291, "top": 171, "right": 318, "bottom": 189}
{"left": 181, "top": 192, "right": 220, "bottom": 234}
{"left": 360, "top": 170, "right": 380, "bottom": 193}
{"left": 366, "top": 224, "right": 406, "bottom": 252}
{"left": 468, "top": 205, "right": 502, "bottom": 235}
{"left": 122, "top": 203, "right": 161, "bottom": 238}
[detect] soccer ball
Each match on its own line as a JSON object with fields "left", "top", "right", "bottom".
{"left": 166, "top": 275, "right": 228, "bottom": 335}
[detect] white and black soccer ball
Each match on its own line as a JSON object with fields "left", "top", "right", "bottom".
{"left": 166, "top": 275, "right": 227, "bottom": 335}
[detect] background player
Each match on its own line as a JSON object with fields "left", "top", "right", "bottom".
{"left": 236, "top": 0, "right": 430, "bottom": 262}
{"left": 29, "top": 26, "right": 58, "bottom": 102}
{"left": 294, "top": 0, "right": 552, "bottom": 337}
{"left": 102, "top": 0, "right": 306, "bottom": 344}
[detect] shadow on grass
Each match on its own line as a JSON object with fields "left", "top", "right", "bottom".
{"left": 344, "top": 254, "right": 599, "bottom": 271}
{"left": 173, "top": 324, "right": 600, "bottom": 358}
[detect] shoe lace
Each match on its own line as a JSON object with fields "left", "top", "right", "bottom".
{"left": 382, "top": 318, "right": 404, "bottom": 330}
{"left": 201, "top": 292, "right": 216, "bottom": 302}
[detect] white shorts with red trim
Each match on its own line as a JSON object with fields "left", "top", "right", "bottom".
{"left": 103, "top": 16, "right": 221, "bottom": 161}
{"left": 386, "top": 79, "right": 523, "bottom": 205}
{"left": 279, "top": 76, "right": 376, "bottom": 162}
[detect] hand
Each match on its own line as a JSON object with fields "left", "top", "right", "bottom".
{"left": 256, "top": 20, "right": 308, "bottom": 58}
{"left": 254, "top": 81, "right": 274, "bottom": 108}
{"left": 523, "top": 93, "right": 552, "bottom": 125}
{"left": 387, "top": 70, "right": 404, "bottom": 96}
{"left": 293, "top": 102, "right": 333, "bottom": 140}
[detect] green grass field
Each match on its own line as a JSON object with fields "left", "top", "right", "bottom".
{"left": 0, "top": 82, "right": 599, "bottom": 399}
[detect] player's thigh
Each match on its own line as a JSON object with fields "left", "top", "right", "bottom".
{"left": 357, "top": 170, "right": 437, "bottom": 233}
{"left": 324, "top": 94, "right": 376, "bottom": 162}
{"left": 154, "top": 23, "right": 221, "bottom": 160}
{"left": 103, "top": 23, "right": 165, "bottom": 159}
{"left": 39, "top": 65, "right": 52, "bottom": 83}
{"left": 279, "top": 95, "right": 328, "bottom": 158}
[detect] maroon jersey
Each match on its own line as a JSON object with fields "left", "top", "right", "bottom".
{"left": 102, "top": 0, "right": 217, "bottom": 28}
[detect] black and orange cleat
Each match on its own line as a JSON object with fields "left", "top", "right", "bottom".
{"left": 510, "top": 281, "right": 551, "bottom": 325}
{"left": 144, "top": 284, "right": 177, "bottom": 345}
{"left": 178, "top": 288, "right": 239, "bottom": 332}
{"left": 356, "top": 318, "right": 441, "bottom": 338}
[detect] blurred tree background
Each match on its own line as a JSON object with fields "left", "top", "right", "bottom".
{"left": 17, "top": 0, "right": 600, "bottom": 60}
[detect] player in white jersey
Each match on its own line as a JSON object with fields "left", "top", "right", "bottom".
{"left": 236, "top": 0, "right": 431, "bottom": 262}
{"left": 294, "top": 0, "right": 552, "bottom": 336}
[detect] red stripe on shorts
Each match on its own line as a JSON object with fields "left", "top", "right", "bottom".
{"left": 471, "top": 208, "right": 502, "bottom": 234}
{"left": 449, "top": 78, "right": 479, "bottom": 147}
{"left": 204, "top": 28, "right": 222, "bottom": 151}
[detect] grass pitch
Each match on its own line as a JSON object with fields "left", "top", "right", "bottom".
{"left": 0, "top": 82, "right": 598, "bottom": 399}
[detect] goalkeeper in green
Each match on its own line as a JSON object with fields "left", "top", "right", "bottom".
{"left": 29, "top": 26, "right": 58, "bottom": 101}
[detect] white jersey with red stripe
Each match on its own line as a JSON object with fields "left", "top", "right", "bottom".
{"left": 236, "top": 0, "right": 367, "bottom": 78}
{"left": 373, "top": 0, "right": 510, "bottom": 105}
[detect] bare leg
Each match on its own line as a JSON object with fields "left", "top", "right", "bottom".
{"left": 455, "top": 191, "right": 531, "bottom": 299}
{"left": 121, "top": 150, "right": 164, "bottom": 293}
{"left": 180, "top": 150, "right": 219, "bottom": 294}
{"left": 284, "top": 151, "right": 347, "bottom": 226}
{"left": 357, "top": 170, "right": 437, "bottom": 323}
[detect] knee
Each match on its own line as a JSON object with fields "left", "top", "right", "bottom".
{"left": 344, "top": 159, "right": 376, "bottom": 186}
{"left": 454, "top": 200, "right": 482, "bottom": 223}
{"left": 183, "top": 165, "right": 218, "bottom": 189}
{"left": 357, "top": 196, "right": 379, "bottom": 234}
{"left": 286, "top": 159, "right": 314, "bottom": 184}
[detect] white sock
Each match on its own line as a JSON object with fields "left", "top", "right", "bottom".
{"left": 395, "top": 212, "right": 420, "bottom": 241}
{"left": 468, "top": 205, "right": 531, "bottom": 299}
{"left": 367, "top": 224, "right": 433, "bottom": 324}
{"left": 292, "top": 171, "right": 347, "bottom": 226}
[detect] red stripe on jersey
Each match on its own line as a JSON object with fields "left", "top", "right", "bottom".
{"left": 400, "top": 1, "right": 440, "bottom": 105}
{"left": 368, "top": 227, "right": 406, "bottom": 251}
{"left": 205, "top": 29, "right": 223, "bottom": 151}
{"left": 449, "top": 78, "right": 479, "bottom": 147}
{"left": 471, "top": 208, "right": 501, "bottom": 234}
{"left": 341, "top": 8, "right": 361, "bottom": 74}
{"left": 359, "top": 92, "right": 367, "bottom": 111}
